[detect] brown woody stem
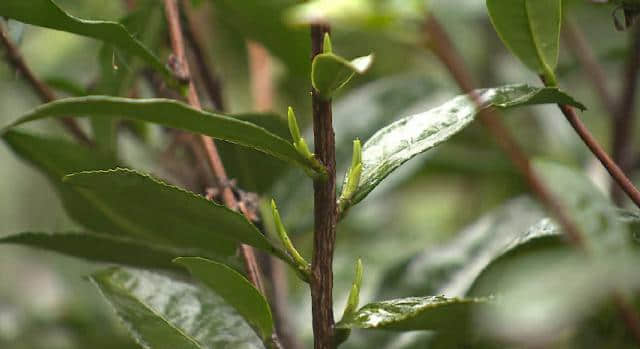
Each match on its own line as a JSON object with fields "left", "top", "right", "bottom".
{"left": 0, "top": 25, "right": 92, "bottom": 146}
{"left": 310, "top": 23, "right": 337, "bottom": 349}
{"left": 163, "top": 0, "right": 267, "bottom": 303}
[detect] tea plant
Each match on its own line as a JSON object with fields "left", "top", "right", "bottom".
{"left": 2, "top": 0, "right": 640, "bottom": 348}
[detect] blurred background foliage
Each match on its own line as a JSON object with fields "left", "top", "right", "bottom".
{"left": 1, "top": 0, "right": 639, "bottom": 348}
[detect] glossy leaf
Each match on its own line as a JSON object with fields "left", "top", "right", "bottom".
{"left": 343, "top": 85, "right": 585, "bottom": 212}
{"left": 175, "top": 257, "right": 273, "bottom": 340}
{"left": 1, "top": 97, "right": 321, "bottom": 175}
{"left": 90, "top": 268, "right": 264, "bottom": 349}
{"left": 486, "top": 0, "right": 562, "bottom": 82}
{"left": 312, "top": 53, "right": 374, "bottom": 99}
{"left": 0, "top": 232, "right": 189, "bottom": 271}
{"left": 62, "top": 168, "right": 287, "bottom": 260}
{"left": 336, "top": 296, "right": 491, "bottom": 332}
{"left": 2, "top": 130, "right": 123, "bottom": 234}
{"left": 0, "top": 0, "right": 172, "bottom": 81}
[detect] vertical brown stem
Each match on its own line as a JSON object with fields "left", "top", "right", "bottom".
{"left": 0, "top": 26, "right": 92, "bottom": 146}
{"left": 310, "top": 23, "right": 337, "bottom": 349}
{"left": 163, "top": 0, "right": 266, "bottom": 296}
{"left": 612, "top": 24, "right": 640, "bottom": 203}
{"left": 424, "top": 14, "right": 640, "bottom": 345}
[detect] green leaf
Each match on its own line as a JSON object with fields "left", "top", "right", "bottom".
{"left": 486, "top": 0, "right": 562, "bottom": 83}
{"left": 0, "top": 0, "right": 173, "bottom": 82}
{"left": 343, "top": 85, "right": 585, "bottom": 212}
{"left": 312, "top": 53, "right": 374, "bottom": 99}
{"left": 175, "top": 257, "right": 273, "bottom": 340}
{"left": 336, "top": 296, "right": 491, "bottom": 332}
{"left": 0, "top": 232, "right": 191, "bottom": 271}
{"left": 1, "top": 97, "right": 321, "bottom": 175}
{"left": 62, "top": 168, "right": 286, "bottom": 260}
{"left": 2, "top": 130, "right": 124, "bottom": 235}
{"left": 90, "top": 268, "right": 264, "bottom": 349}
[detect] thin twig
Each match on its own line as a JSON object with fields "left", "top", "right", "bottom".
{"left": 424, "top": 16, "right": 584, "bottom": 246}
{"left": 0, "top": 26, "right": 92, "bottom": 146}
{"left": 563, "top": 18, "right": 617, "bottom": 116}
{"left": 180, "top": 2, "right": 226, "bottom": 111}
{"left": 163, "top": 0, "right": 266, "bottom": 297}
{"left": 612, "top": 24, "right": 640, "bottom": 204}
{"left": 553, "top": 102, "right": 640, "bottom": 209}
{"left": 310, "top": 23, "right": 337, "bottom": 349}
{"left": 424, "top": 14, "right": 640, "bottom": 345}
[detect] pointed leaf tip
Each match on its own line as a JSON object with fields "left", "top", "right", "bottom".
{"left": 323, "top": 32, "right": 333, "bottom": 53}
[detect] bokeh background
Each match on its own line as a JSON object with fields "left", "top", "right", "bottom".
{"left": 0, "top": 0, "right": 635, "bottom": 348}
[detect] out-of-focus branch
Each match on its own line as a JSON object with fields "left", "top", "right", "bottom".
{"left": 0, "top": 26, "right": 92, "bottom": 146}
{"left": 247, "top": 41, "right": 274, "bottom": 112}
{"left": 180, "top": 2, "right": 226, "bottom": 111}
{"left": 423, "top": 14, "right": 640, "bottom": 345}
{"left": 424, "top": 15, "right": 584, "bottom": 245}
{"left": 612, "top": 24, "right": 640, "bottom": 203}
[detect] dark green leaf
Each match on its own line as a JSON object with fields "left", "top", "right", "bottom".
{"left": 0, "top": 232, "right": 189, "bottom": 271}
{"left": 336, "top": 296, "right": 491, "bottom": 332}
{"left": 90, "top": 268, "right": 264, "bottom": 349}
{"left": 62, "top": 168, "right": 287, "bottom": 260}
{"left": 486, "top": 0, "right": 562, "bottom": 81}
{"left": 1, "top": 97, "right": 321, "bottom": 175}
{"left": 2, "top": 130, "right": 123, "bottom": 234}
{"left": 175, "top": 257, "right": 273, "bottom": 340}
{"left": 0, "top": 0, "right": 172, "bottom": 81}
{"left": 343, "top": 85, "right": 585, "bottom": 212}
{"left": 312, "top": 53, "right": 373, "bottom": 99}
